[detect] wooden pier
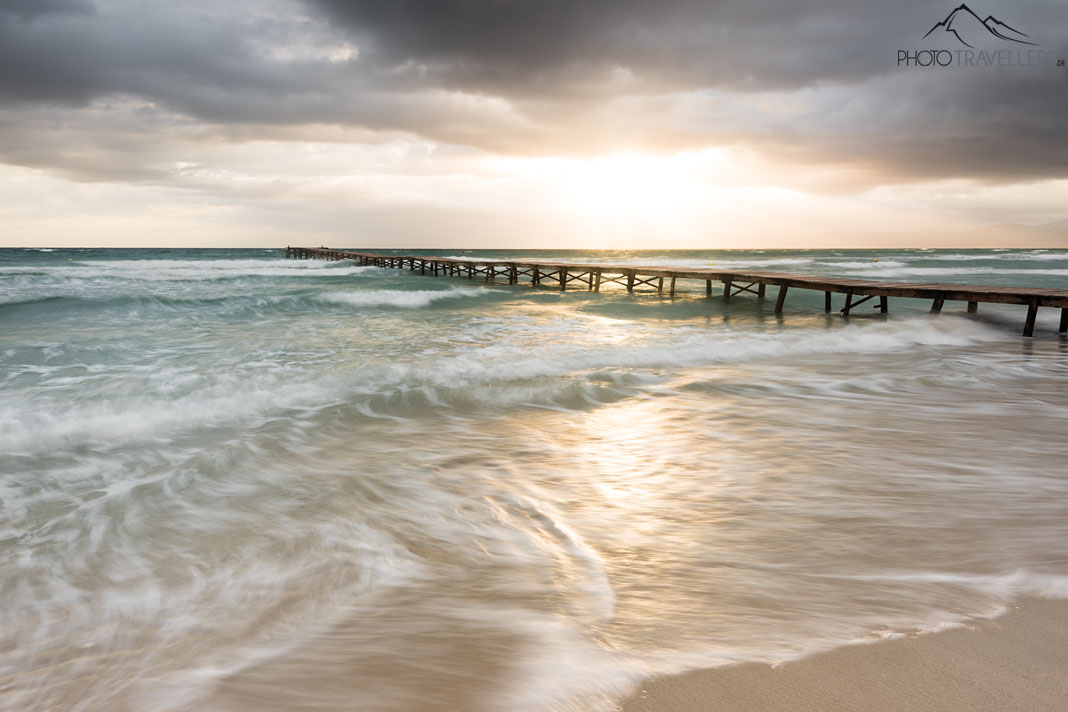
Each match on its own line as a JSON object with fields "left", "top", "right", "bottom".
{"left": 286, "top": 247, "right": 1068, "bottom": 337}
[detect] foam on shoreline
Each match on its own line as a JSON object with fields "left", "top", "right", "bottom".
{"left": 623, "top": 597, "right": 1068, "bottom": 712}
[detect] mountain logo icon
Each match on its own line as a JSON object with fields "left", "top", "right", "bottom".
{"left": 922, "top": 4, "right": 1038, "bottom": 48}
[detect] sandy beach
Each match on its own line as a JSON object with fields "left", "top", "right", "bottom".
{"left": 623, "top": 598, "right": 1068, "bottom": 712}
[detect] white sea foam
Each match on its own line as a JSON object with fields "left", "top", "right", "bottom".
{"left": 0, "top": 370, "right": 344, "bottom": 456}
{"left": 902, "top": 252, "right": 1068, "bottom": 262}
{"left": 0, "top": 316, "right": 1006, "bottom": 456}
{"left": 819, "top": 260, "right": 908, "bottom": 269}
{"left": 808, "top": 569, "right": 1068, "bottom": 601}
{"left": 493, "top": 612, "right": 641, "bottom": 712}
{"left": 318, "top": 286, "right": 492, "bottom": 309}
{"left": 391, "top": 317, "right": 999, "bottom": 392}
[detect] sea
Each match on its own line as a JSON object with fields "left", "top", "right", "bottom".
{"left": 2, "top": 247, "right": 1068, "bottom": 712}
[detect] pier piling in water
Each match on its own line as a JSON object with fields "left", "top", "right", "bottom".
{"left": 286, "top": 247, "right": 1068, "bottom": 337}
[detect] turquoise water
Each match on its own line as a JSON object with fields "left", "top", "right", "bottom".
{"left": 2, "top": 247, "right": 1068, "bottom": 712}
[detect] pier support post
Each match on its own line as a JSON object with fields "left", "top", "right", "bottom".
{"left": 1060, "top": 308, "right": 1068, "bottom": 334}
{"left": 967, "top": 301, "right": 978, "bottom": 314}
{"left": 824, "top": 292, "right": 831, "bottom": 313}
{"left": 627, "top": 272, "right": 635, "bottom": 292}
{"left": 657, "top": 277, "right": 664, "bottom": 294}
{"left": 930, "top": 295, "right": 945, "bottom": 314}
{"left": 774, "top": 285, "right": 789, "bottom": 314}
{"left": 669, "top": 275, "right": 676, "bottom": 297}
{"left": 706, "top": 279, "right": 712, "bottom": 297}
{"left": 560, "top": 268, "right": 568, "bottom": 291}
{"left": 509, "top": 265, "right": 517, "bottom": 285}
{"left": 532, "top": 266, "right": 540, "bottom": 286}
{"left": 758, "top": 283, "right": 766, "bottom": 299}
{"left": 1023, "top": 299, "right": 1038, "bottom": 337}
{"left": 594, "top": 270, "right": 601, "bottom": 292}
{"left": 723, "top": 278, "right": 732, "bottom": 303}
{"left": 841, "top": 292, "right": 876, "bottom": 316}
{"left": 880, "top": 296, "right": 888, "bottom": 314}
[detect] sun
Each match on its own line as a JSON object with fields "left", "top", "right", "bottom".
{"left": 558, "top": 150, "right": 727, "bottom": 233}
{"left": 482, "top": 148, "right": 734, "bottom": 245}
{"left": 567, "top": 153, "right": 680, "bottom": 220}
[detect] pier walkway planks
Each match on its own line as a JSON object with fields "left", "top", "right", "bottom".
{"left": 286, "top": 247, "right": 1068, "bottom": 337}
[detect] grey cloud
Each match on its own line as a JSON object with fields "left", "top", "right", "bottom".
{"left": 305, "top": 0, "right": 909, "bottom": 94}
{"left": 0, "top": 4, "right": 311, "bottom": 107}
{"left": 0, "top": 0, "right": 1066, "bottom": 188}
{"left": 306, "top": 0, "right": 1067, "bottom": 93}
{"left": 0, "top": 0, "right": 94, "bottom": 20}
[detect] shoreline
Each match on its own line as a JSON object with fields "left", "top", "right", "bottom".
{"left": 622, "top": 597, "right": 1068, "bottom": 712}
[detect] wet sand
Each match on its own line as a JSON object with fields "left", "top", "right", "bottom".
{"left": 623, "top": 598, "right": 1068, "bottom": 712}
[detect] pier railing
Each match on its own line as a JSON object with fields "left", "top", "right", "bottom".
{"left": 285, "top": 247, "right": 1068, "bottom": 337}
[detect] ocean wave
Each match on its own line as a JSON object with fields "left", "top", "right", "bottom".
{"left": 0, "top": 290, "right": 318, "bottom": 314}
{"left": 389, "top": 317, "right": 997, "bottom": 391}
{"left": 0, "top": 317, "right": 1002, "bottom": 456}
{"left": 704, "top": 257, "right": 816, "bottom": 268}
{"left": 0, "top": 375, "right": 339, "bottom": 456}
{"left": 842, "top": 266, "right": 1068, "bottom": 278}
{"left": 318, "top": 287, "right": 493, "bottom": 309}
{"left": 909, "top": 252, "right": 1068, "bottom": 262}
{"left": 0, "top": 294, "right": 71, "bottom": 308}
{"left": 0, "top": 259, "right": 379, "bottom": 281}
{"left": 315, "top": 316, "right": 1009, "bottom": 417}
{"left": 819, "top": 260, "right": 908, "bottom": 269}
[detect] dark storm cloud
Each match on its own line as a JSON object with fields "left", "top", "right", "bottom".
{"left": 0, "top": 0, "right": 1066, "bottom": 186}
{"left": 304, "top": 0, "right": 907, "bottom": 94}
{"left": 0, "top": 3, "right": 310, "bottom": 107}
{"left": 305, "top": 0, "right": 1068, "bottom": 94}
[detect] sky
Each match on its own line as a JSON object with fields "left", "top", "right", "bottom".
{"left": 1, "top": 0, "right": 1066, "bottom": 248}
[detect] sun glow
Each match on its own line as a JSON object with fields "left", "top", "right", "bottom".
{"left": 562, "top": 151, "right": 721, "bottom": 225}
